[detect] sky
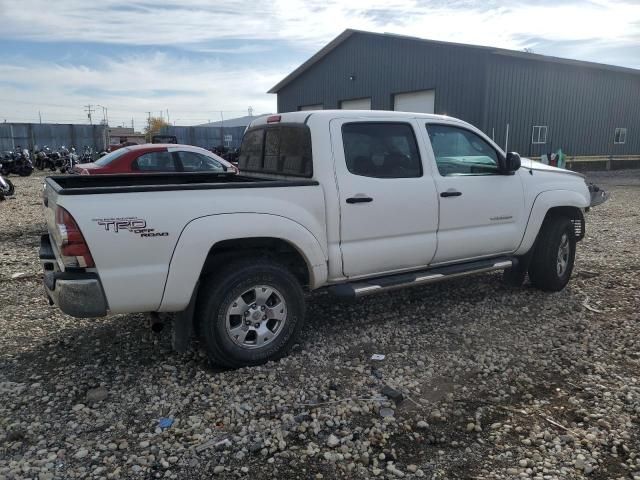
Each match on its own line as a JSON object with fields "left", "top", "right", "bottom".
{"left": 0, "top": 0, "right": 639, "bottom": 128}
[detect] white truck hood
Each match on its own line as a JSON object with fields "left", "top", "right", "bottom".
{"left": 520, "top": 157, "right": 585, "bottom": 178}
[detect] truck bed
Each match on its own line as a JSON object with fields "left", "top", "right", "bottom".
{"left": 46, "top": 172, "right": 318, "bottom": 195}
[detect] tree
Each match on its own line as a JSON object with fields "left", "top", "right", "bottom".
{"left": 144, "top": 117, "right": 169, "bottom": 141}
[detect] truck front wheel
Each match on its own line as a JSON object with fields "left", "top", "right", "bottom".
{"left": 528, "top": 216, "right": 576, "bottom": 291}
{"left": 196, "top": 258, "right": 306, "bottom": 368}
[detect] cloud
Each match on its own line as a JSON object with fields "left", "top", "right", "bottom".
{"left": 0, "top": 53, "right": 284, "bottom": 125}
{"left": 0, "top": 0, "right": 638, "bottom": 124}
{"left": 1, "top": 0, "right": 639, "bottom": 51}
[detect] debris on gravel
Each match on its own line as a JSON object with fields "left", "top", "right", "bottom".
{"left": 0, "top": 170, "right": 639, "bottom": 479}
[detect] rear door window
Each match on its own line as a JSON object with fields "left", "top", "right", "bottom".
{"left": 133, "top": 151, "right": 176, "bottom": 171}
{"left": 239, "top": 125, "right": 312, "bottom": 177}
{"left": 341, "top": 122, "right": 422, "bottom": 178}
{"left": 176, "top": 151, "right": 225, "bottom": 172}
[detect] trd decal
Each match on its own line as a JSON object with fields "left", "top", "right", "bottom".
{"left": 92, "top": 217, "right": 169, "bottom": 238}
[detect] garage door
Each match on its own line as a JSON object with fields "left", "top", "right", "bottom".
{"left": 299, "top": 104, "right": 323, "bottom": 111}
{"left": 340, "top": 97, "right": 371, "bottom": 110}
{"left": 393, "top": 90, "right": 435, "bottom": 114}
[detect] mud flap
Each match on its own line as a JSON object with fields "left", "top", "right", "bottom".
{"left": 172, "top": 281, "right": 199, "bottom": 353}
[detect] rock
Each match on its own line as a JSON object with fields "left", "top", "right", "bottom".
{"left": 74, "top": 448, "right": 88, "bottom": 459}
{"left": 213, "top": 465, "right": 225, "bottom": 474}
{"left": 327, "top": 434, "right": 340, "bottom": 448}
{"left": 382, "top": 386, "right": 404, "bottom": 404}
{"left": 466, "top": 422, "right": 475, "bottom": 432}
{"left": 249, "top": 441, "right": 263, "bottom": 453}
{"left": 386, "top": 463, "right": 405, "bottom": 477}
{"left": 379, "top": 407, "right": 395, "bottom": 418}
{"left": 407, "top": 464, "right": 418, "bottom": 473}
{"left": 86, "top": 387, "right": 108, "bottom": 403}
{"left": 416, "top": 420, "right": 428, "bottom": 429}
{"left": 575, "top": 455, "right": 586, "bottom": 470}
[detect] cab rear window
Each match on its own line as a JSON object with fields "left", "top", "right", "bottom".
{"left": 239, "top": 124, "right": 312, "bottom": 177}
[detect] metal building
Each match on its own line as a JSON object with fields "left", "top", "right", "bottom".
{"left": 269, "top": 30, "right": 640, "bottom": 158}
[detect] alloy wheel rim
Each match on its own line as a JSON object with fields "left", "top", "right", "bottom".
{"left": 225, "top": 285, "right": 287, "bottom": 349}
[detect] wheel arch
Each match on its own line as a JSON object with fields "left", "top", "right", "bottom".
{"left": 158, "top": 213, "right": 328, "bottom": 312}
{"left": 515, "top": 190, "right": 588, "bottom": 256}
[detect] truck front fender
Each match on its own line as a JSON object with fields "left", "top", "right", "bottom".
{"left": 515, "top": 189, "right": 590, "bottom": 256}
{"left": 159, "top": 213, "right": 328, "bottom": 311}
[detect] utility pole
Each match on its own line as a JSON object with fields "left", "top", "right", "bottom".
{"left": 146, "top": 112, "right": 152, "bottom": 141}
{"left": 166, "top": 109, "right": 170, "bottom": 124}
{"left": 97, "top": 105, "right": 108, "bottom": 125}
{"left": 220, "top": 111, "right": 224, "bottom": 148}
{"left": 84, "top": 104, "right": 95, "bottom": 125}
{"left": 38, "top": 111, "right": 42, "bottom": 124}
{"left": 131, "top": 118, "right": 134, "bottom": 130}
{"left": 248, "top": 106, "right": 253, "bottom": 117}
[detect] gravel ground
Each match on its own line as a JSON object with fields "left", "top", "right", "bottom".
{"left": 0, "top": 170, "right": 639, "bottom": 480}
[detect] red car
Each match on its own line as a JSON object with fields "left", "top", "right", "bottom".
{"left": 73, "top": 144, "right": 237, "bottom": 175}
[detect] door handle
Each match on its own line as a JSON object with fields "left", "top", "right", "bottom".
{"left": 346, "top": 196, "right": 373, "bottom": 204}
{"left": 440, "top": 190, "right": 462, "bottom": 197}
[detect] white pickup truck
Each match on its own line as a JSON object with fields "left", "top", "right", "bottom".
{"left": 40, "top": 111, "right": 606, "bottom": 367}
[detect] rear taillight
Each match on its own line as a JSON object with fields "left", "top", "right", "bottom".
{"left": 55, "top": 207, "right": 94, "bottom": 268}
{"left": 267, "top": 115, "right": 281, "bottom": 123}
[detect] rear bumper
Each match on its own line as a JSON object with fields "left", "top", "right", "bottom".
{"left": 40, "top": 234, "right": 108, "bottom": 318}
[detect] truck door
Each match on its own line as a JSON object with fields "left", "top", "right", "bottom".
{"left": 330, "top": 118, "right": 439, "bottom": 278}
{"left": 422, "top": 122, "right": 526, "bottom": 264}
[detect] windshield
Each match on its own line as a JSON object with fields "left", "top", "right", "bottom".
{"left": 94, "top": 148, "right": 130, "bottom": 166}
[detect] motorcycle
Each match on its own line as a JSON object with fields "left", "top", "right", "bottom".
{"left": 0, "top": 159, "right": 15, "bottom": 201}
{"left": 79, "top": 146, "right": 94, "bottom": 164}
{"left": 34, "top": 146, "right": 57, "bottom": 171}
{"left": 48, "top": 149, "right": 64, "bottom": 171}
{"left": 58, "top": 146, "right": 78, "bottom": 173}
{"left": 16, "top": 148, "right": 34, "bottom": 176}
{"left": 0, "top": 149, "right": 34, "bottom": 176}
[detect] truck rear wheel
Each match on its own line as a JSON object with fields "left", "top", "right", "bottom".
{"left": 196, "top": 258, "right": 306, "bottom": 368}
{"left": 528, "top": 216, "right": 576, "bottom": 291}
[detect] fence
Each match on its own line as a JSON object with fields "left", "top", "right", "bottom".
{"left": 565, "top": 155, "right": 640, "bottom": 172}
{"left": 160, "top": 125, "right": 246, "bottom": 149}
{"left": 0, "top": 123, "right": 108, "bottom": 152}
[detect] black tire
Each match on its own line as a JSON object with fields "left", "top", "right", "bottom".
{"left": 196, "top": 258, "right": 306, "bottom": 368}
{"left": 1, "top": 178, "right": 15, "bottom": 197}
{"left": 528, "top": 216, "right": 576, "bottom": 291}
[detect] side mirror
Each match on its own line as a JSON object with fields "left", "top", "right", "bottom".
{"left": 505, "top": 152, "right": 521, "bottom": 173}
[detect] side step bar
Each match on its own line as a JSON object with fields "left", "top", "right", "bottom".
{"left": 329, "top": 257, "right": 516, "bottom": 298}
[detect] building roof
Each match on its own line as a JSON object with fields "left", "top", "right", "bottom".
{"left": 268, "top": 29, "right": 640, "bottom": 93}
{"left": 198, "top": 114, "right": 272, "bottom": 128}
